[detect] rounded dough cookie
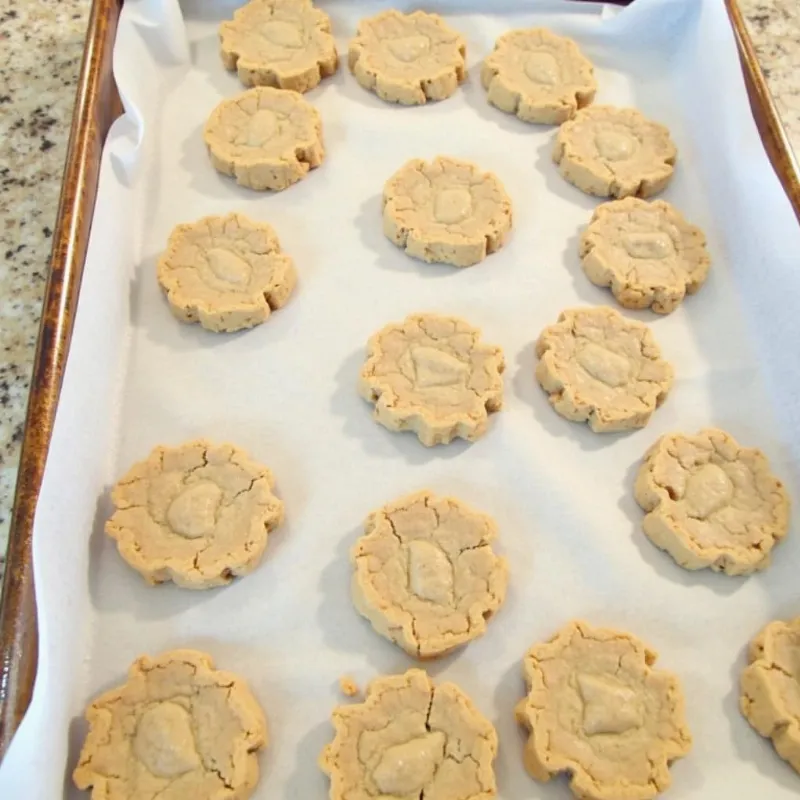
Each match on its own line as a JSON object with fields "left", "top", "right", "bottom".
{"left": 481, "top": 28, "right": 596, "bottom": 125}
{"left": 352, "top": 490, "right": 508, "bottom": 659}
{"left": 554, "top": 106, "right": 677, "bottom": 198}
{"left": 516, "top": 621, "right": 692, "bottom": 800}
{"left": 73, "top": 649, "right": 267, "bottom": 800}
{"left": 348, "top": 10, "right": 466, "bottom": 105}
{"left": 157, "top": 213, "right": 296, "bottom": 333}
{"left": 635, "top": 429, "right": 790, "bottom": 575}
{"left": 359, "top": 312, "right": 505, "bottom": 446}
{"left": 383, "top": 156, "right": 513, "bottom": 268}
{"left": 204, "top": 86, "right": 324, "bottom": 191}
{"left": 320, "top": 668, "right": 498, "bottom": 799}
{"left": 580, "top": 198, "right": 710, "bottom": 314}
{"left": 105, "top": 440, "right": 284, "bottom": 589}
{"left": 220, "top": 0, "right": 338, "bottom": 92}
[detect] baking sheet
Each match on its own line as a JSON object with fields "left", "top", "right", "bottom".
{"left": 3, "top": 0, "right": 800, "bottom": 796}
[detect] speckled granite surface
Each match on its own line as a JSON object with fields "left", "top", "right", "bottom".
{"left": 0, "top": 0, "right": 798, "bottom": 583}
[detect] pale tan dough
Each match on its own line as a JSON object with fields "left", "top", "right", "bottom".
{"left": 554, "top": 106, "right": 677, "bottom": 198}
{"left": 73, "top": 649, "right": 267, "bottom": 800}
{"left": 741, "top": 617, "right": 800, "bottom": 774}
{"left": 635, "top": 429, "right": 790, "bottom": 575}
{"left": 383, "top": 156, "right": 513, "bottom": 268}
{"left": 348, "top": 9, "right": 466, "bottom": 105}
{"left": 516, "top": 621, "right": 692, "bottom": 800}
{"left": 339, "top": 676, "right": 360, "bottom": 698}
{"left": 359, "top": 313, "right": 505, "bottom": 446}
{"left": 535, "top": 306, "right": 673, "bottom": 432}
{"left": 220, "top": 0, "right": 338, "bottom": 92}
{"left": 352, "top": 490, "right": 508, "bottom": 659}
{"left": 105, "top": 440, "right": 284, "bottom": 589}
{"left": 320, "top": 668, "right": 498, "bottom": 800}
{"left": 157, "top": 213, "right": 296, "bottom": 333}
{"left": 481, "top": 28, "right": 596, "bottom": 125}
{"left": 580, "top": 198, "right": 710, "bottom": 314}
{"left": 203, "top": 86, "right": 324, "bottom": 191}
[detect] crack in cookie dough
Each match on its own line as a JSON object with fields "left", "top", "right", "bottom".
{"left": 157, "top": 213, "right": 297, "bottom": 333}
{"left": 383, "top": 156, "right": 513, "bottom": 268}
{"left": 554, "top": 106, "right": 677, "bottom": 198}
{"left": 73, "top": 649, "right": 267, "bottom": 800}
{"left": 220, "top": 0, "right": 338, "bottom": 92}
{"left": 204, "top": 86, "right": 324, "bottom": 191}
{"left": 516, "top": 621, "right": 692, "bottom": 800}
{"left": 320, "top": 668, "right": 498, "bottom": 799}
{"left": 481, "top": 28, "right": 596, "bottom": 125}
{"left": 348, "top": 10, "right": 466, "bottom": 105}
{"left": 105, "top": 440, "right": 284, "bottom": 589}
{"left": 359, "top": 313, "right": 505, "bottom": 446}
{"left": 352, "top": 490, "right": 508, "bottom": 659}
{"left": 535, "top": 306, "right": 673, "bottom": 433}
{"left": 634, "top": 429, "right": 790, "bottom": 575}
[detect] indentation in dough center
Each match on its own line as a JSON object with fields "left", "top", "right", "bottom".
{"left": 595, "top": 130, "right": 637, "bottom": 162}
{"left": 685, "top": 463, "right": 734, "bottom": 519}
{"left": 577, "top": 673, "right": 644, "bottom": 736}
{"left": 434, "top": 188, "right": 473, "bottom": 224}
{"left": 524, "top": 51, "right": 560, "bottom": 85}
{"left": 387, "top": 34, "right": 431, "bottom": 63}
{"left": 260, "top": 20, "right": 304, "bottom": 49}
{"left": 167, "top": 481, "right": 223, "bottom": 539}
{"left": 408, "top": 539, "right": 454, "bottom": 604}
{"left": 371, "top": 731, "right": 446, "bottom": 794}
{"left": 206, "top": 247, "right": 253, "bottom": 286}
{"left": 133, "top": 702, "right": 201, "bottom": 778}
{"left": 410, "top": 346, "right": 469, "bottom": 389}
{"left": 241, "top": 108, "right": 280, "bottom": 146}
{"left": 576, "top": 342, "right": 631, "bottom": 387}
{"left": 623, "top": 231, "right": 674, "bottom": 260}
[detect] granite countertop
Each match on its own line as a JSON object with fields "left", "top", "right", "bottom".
{"left": 0, "top": 0, "right": 798, "bottom": 583}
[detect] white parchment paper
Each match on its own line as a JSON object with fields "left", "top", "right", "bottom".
{"left": 3, "top": 0, "right": 800, "bottom": 797}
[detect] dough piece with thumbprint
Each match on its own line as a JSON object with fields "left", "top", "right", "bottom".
{"left": 105, "top": 440, "right": 284, "bottom": 589}
{"left": 157, "top": 213, "right": 296, "bottom": 333}
{"left": 348, "top": 10, "right": 466, "bottom": 105}
{"left": 204, "top": 86, "right": 323, "bottom": 191}
{"left": 516, "top": 621, "right": 692, "bottom": 800}
{"left": 220, "top": 0, "right": 338, "bottom": 92}
{"left": 554, "top": 106, "right": 677, "bottom": 198}
{"left": 383, "top": 156, "right": 513, "bottom": 267}
{"left": 359, "top": 313, "right": 505, "bottom": 446}
{"left": 320, "top": 668, "right": 498, "bottom": 800}
{"left": 73, "top": 649, "right": 267, "bottom": 800}
{"left": 482, "top": 28, "right": 596, "bottom": 125}
{"left": 352, "top": 490, "right": 508, "bottom": 659}
{"left": 535, "top": 306, "right": 673, "bottom": 433}
{"left": 635, "top": 429, "right": 790, "bottom": 575}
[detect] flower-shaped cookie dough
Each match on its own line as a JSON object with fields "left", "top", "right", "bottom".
{"left": 741, "top": 617, "right": 800, "bottom": 773}
{"left": 157, "top": 213, "right": 297, "bottom": 333}
{"left": 73, "top": 650, "right": 267, "bottom": 800}
{"left": 359, "top": 313, "right": 505, "bottom": 446}
{"left": 516, "top": 621, "right": 692, "bottom": 800}
{"left": 581, "top": 198, "right": 711, "bottom": 314}
{"left": 348, "top": 10, "right": 466, "bottom": 105}
{"left": 481, "top": 28, "right": 596, "bottom": 125}
{"left": 204, "top": 86, "right": 324, "bottom": 191}
{"left": 383, "top": 156, "right": 513, "bottom": 267}
{"left": 352, "top": 490, "right": 508, "bottom": 659}
{"left": 635, "top": 429, "right": 790, "bottom": 575}
{"left": 220, "top": 0, "right": 338, "bottom": 92}
{"left": 535, "top": 306, "right": 673, "bottom": 432}
{"left": 320, "top": 669, "right": 498, "bottom": 800}
{"left": 554, "top": 106, "right": 677, "bottom": 198}
{"left": 105, "top": 440, "right": 284, "bottom": 589}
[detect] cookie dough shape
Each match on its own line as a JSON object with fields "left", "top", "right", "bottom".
{"left": 320, "top": 668, "right": 498, "bottom": 799}
{"left": 157, "top": 213, "right": 296, "bottom": 333}
{"left": 220, "top": 0, "right": 338, "bottom": 92}
{"left": 105, "top": 440, "right": 284, "bottom": 589}
{"left": 741, "top": 617, "right": 800, "bottom": 773}
{"left": 73, "top": 649, "right": 267, "bottom": 800}
{"left": 352, "top": 490, "right": 508, "bottom": 658}
{"left": 554, "top": 106, "right": 677, "bottom": 198}
{"left": 482, "top": 28, "right": 596, "bottom": 125}
{"left": 359, "top": 313, "right": 505, "bottom": 446}
{"left": 383, "top": 156, "right": 513, "bottom": 268}
{"left": 204, "top": 86, "right": 324, "bottom": 191}
{"left": 348, "top": 10, "right": 466, "bottom": 105}
{"left": 535, "top": 306, "right": 673, "bottom": 432}
{"left": 516, "top": 621, "right": 692, "bottom": 800}
{"left": 635, "top": 429, "right": 790, "bottom": 575}
{"left": 581, "top": 198, "right": 710, "bottom": 314}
